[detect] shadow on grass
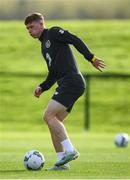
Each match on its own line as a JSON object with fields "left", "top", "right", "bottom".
{"left": 0, "top": 169, "right": 26, "bottom": 173}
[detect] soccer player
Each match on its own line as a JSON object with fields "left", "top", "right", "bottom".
{"left": 24, "top": 13, "right": 105, "bottom": 170}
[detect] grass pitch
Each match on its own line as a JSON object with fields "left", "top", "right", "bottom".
{"left": 0, "top": 20, "right": 130, "bottom": 179}
{"left": 1, "top": 132, "right": 130, "bottom": 179}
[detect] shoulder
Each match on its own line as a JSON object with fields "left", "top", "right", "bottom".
{"left": 48, "top": 26, "right": 65, "bottom": 36}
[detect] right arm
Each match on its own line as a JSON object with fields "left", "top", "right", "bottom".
{"left": 34, "top": 71, "right": 56, "bottom": 98}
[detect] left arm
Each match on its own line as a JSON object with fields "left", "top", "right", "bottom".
{"left": 50, "top": 27, "right": 106, "bottom": 71}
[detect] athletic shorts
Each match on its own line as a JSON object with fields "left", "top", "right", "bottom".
{"left": 52, "top": 73, "right": 86, "bottom": 112}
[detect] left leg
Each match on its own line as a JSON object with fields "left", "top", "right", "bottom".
{"left": 46, "top": 74, "right": 85, "bottom": 168}
{"left": 47, "top": 110, "right": 71, "bottom": 170}
{"left": 56, "top": 110, "right": 69, "bottom": 122}
{"left": 44, "top": 99, "right": 76, "bottom": 154}
{"left": 44, "top": 100, "right": 78, "bottom": 169}
{"left": 43, "top": 99, "right": 69, "bottom": 153}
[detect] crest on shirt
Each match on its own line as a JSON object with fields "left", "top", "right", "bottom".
{"left": 45, "top": 40, "right": 51, "bottom": 48}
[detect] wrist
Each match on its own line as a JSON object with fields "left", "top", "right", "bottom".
{"left": 39, "top": 85, "right": 44, "bottom": 92}
{"left": 91, "top": 55, "right": 97, "bottom": 63}
{"left": 39, "top": 82, "right": 49, "bottom": 92}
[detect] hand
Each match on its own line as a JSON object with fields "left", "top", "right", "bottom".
{"left": 34, "top": 86, "right": 42, "bottom": 98}
{"left": 92, "top": 58, "right": 106, "bottom": 72}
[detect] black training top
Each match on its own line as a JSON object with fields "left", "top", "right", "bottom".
{"left": 38, "top": 26, "right": 94, "bottom": 91}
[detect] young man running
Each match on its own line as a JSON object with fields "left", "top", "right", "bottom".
{"left": 24, "top": 13, "right": 105, "bottom": 170}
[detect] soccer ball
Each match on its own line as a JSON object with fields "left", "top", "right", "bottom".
{"left": 24, "top": 150, "right": 45, "bottom": 170}
{"left": 115, "top": 133, "right": 129, "bottom": 147}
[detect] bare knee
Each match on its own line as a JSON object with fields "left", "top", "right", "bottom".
{"left": 43, "top": 111, "right": 54, "bottom": 125}
{"left": 43, "top": 111, "right": 50, "bottom": 123}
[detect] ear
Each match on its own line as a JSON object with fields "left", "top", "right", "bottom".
{"left": 39, "top": 20, "right": 43, "bottom": 26}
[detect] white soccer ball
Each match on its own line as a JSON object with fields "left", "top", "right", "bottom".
{"left": 115, "top": 133, "right": 129, "bottom": 147}
{"left": 24, "top": 150, "right": 45, "bottom": 170}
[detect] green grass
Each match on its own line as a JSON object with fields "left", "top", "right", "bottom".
{"left": 0, "top": 20, "right": 130, "bottom": 131}
{"left": 0, "top": 20, "right": 130, "bottom": 179}
{"left": 0, "top": 20, "right": 130, "bottom": 74}
{"left": 1, "top": 75, "right": 130, "bottom": 133}
{"left": 1, "top": 132, "right": 130, "bottom": 179}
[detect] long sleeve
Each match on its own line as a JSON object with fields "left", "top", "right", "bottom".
{"left": 49, "top": 27, "right": 94, "bottom": 62}
{"left": 39, "top": 71, "right": 56, "bottom": 91}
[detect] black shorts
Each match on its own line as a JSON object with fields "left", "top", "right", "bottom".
{"left": 52, "top": 73, "right": 86, "bottom": 112}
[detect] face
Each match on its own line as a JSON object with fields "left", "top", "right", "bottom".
{"left": 26, "top": 21, "right": 44, "bottom": 38}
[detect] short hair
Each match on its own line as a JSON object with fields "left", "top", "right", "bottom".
{"left": 24, "top": 13, "right": 44, "bottom": 25}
